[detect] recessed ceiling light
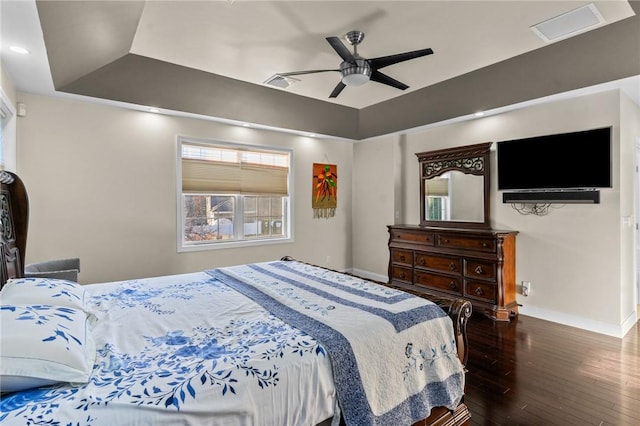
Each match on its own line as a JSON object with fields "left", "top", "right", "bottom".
{"left": 306, "top": 133, "right": 316, "bottom": 138}
{"left": 9, "top": 46, "right": 30, "bottom": 55}
{"left": 474, "top": 112, "right": 485, "bottom": 117}
{"left": 148, "top": 107, "right": 160, "bottom": 113}
{"left": 242, "top": 123, "right": 251, "bottom": 127}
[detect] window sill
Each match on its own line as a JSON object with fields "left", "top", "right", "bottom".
{"left": 178, "top": 236, "right": 293, "bottom": 252}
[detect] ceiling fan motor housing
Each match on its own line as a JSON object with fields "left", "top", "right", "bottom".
{"left": 340, "top": 59, "right": 371, "bottom": 86}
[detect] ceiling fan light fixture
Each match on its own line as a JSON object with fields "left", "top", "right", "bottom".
{"left": 342, "top": 73, "right": 369, "bottom": 87}
{"left": 340, "top": 59, "right": 371, "bottom": 87}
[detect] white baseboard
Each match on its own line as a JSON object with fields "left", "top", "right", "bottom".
{"left": 520, "top": 305, "right": 638, "bottom": 338}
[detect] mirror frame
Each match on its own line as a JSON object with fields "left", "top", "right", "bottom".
{"left": 417, "top": 142, "right": 492, "bottom": 229}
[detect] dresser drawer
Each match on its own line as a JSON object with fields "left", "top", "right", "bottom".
{"left": 389, "top": 225, "right": 518, "bottom": 321}
{"left": 391, "top": 249, "right": 413, "bottom": 266}
{"left": 391, "top": 230, "right": 435, "bottom": 245}
{"left": 415, "top": 271, "right": 462, "bottom": 295}
{"left": 464, "top": 259, "right": 497, "bottom": 281}
{"left": 415, "top": 252, "right": 461, "bottom": 274}
{"left": 438, "top": 234, "right": 496, "bottom": 252}
{"left": 464, "top": 280, "right": 497, "bottom": 303}
{"left": 391, "top": 266, "right": 412, "bottom": 283}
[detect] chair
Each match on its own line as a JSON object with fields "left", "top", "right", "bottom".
{"left": 24, "top": 258, "right": 80, "bottom": 282}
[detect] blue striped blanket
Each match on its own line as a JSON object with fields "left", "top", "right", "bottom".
{"left": 210, "top": 260, "right": 465, "bottom": 426}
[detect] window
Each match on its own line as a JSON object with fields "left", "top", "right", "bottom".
{"left": 0, "top": 118, "right": 4, "bottom": 169}
{"left": 178, "top": 138, "right": 292, "bottom": 250}
{"left": 426, "top": 196, "right": 449, "bottom": 220}
{"left": 0, "top": 90, "right": 14, "bottom": 170}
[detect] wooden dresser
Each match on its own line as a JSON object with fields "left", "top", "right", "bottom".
{"left": 388, "top": 224, "right": 518, "bottom": 321}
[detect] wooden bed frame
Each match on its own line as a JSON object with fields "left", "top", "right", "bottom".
{"left": 0, "top": 170, "right": 472, "bottom": 426}
{"left": 0, "top": 171, "right": 28, "bottom": 287}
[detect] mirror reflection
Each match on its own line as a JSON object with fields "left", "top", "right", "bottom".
{"left": 424, "top": 171, "right": 484, "bottom": 222}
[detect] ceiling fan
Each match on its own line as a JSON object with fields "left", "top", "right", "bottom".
{"left": 269, "top": 30, "right": 434, "bottom": 98}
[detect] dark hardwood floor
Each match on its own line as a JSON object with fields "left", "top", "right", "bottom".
{"left": 464, "top": 313, "right": 639, "bottom": 426}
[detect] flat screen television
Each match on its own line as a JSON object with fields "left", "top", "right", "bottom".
{"left": 497, "top": 127, "right": 612, "bottom": 191}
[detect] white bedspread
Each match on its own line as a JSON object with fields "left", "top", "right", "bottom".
{"left": 212, "top": 261, "right": 465, "bottom": 426}
{"left": 0, "top": 271, "right": 336, "bottom": 425}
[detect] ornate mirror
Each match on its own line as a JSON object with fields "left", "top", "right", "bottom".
{"left": 417, "top": 142, "right": 491, "bottom": 228}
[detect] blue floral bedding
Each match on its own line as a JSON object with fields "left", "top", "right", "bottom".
{"left": 0, "top": 261, "right": 464, "bottom": 426}
{"left": 1, "top": 271, "right": 336, "bottom": 425}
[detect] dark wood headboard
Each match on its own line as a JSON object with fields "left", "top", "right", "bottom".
{"left": 0, "top": 171, "right": 29, "bottom": 288}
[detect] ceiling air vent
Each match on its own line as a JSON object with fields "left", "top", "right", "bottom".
{"left": 264, "top": 74, "right": 300, "bottom": 89}
{"left": 531, "top": 3, "right": 605, "bottom": 43}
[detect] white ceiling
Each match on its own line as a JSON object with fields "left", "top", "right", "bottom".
{"left": 1, "top": 0, "right": 637, "bottom": 110}
{"left": 130, "top": 0, "right": 634, "bottom": 108}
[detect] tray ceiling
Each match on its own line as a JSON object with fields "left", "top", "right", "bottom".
{"left": 2, "top": 1, "right": 639, "bottom": 139}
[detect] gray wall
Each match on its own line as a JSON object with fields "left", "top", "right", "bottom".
{"left": 17, "top": 93, "right": 353, "bottom": 284}
{"left": 352, "top": 89, "right": 639, "bottom": 337}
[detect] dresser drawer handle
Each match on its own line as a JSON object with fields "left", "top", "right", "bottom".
{"left": 418, "top": 257, "right": 425, "bottom": 266}
{"left": 475, "top": 287, "right": 484, "bottom": 296}
{"left": 399, "top": 271, "right": 406, "bottom": 279}
{"left": 481, "top": 242, "right": 488, "bottom": 248}
{"left": 474, "top": 265, "right": 484, "bottom": 275}
{"left": 443, "top": 239, "right": 450, "bottom": 243}
{"left": 399, "top": 255, "right": 406, "bottom": 262}
{"left": 449, "top": 262, "right": 456, "bottom": 271}
{"left": 448, "top": 281, "right": 456, "bottom": 289}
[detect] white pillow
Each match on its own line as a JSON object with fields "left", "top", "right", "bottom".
{"left": 0, "top": 277, "right": 86, "bottom": 311}
{"left": 0, "top": 304, "right": 96, "bottom": 393}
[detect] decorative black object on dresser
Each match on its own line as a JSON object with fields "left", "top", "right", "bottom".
{"left": 388, "top": 225, "right": 518, "bottom": 321}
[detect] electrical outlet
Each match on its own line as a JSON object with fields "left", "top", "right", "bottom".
{"left": 522, "top": 281, "right": 530, "bottom": 296}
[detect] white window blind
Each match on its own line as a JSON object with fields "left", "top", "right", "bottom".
{"left": 426, "top": 177, "right": 449, "bottom": 196}
{"left": 181, "top": 143, "right": 289, "bottom": 195}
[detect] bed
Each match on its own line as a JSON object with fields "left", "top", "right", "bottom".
{"left": 0, "top": 170, "right": 471, "bottom": 426}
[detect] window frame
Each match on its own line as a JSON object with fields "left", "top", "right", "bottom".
{"left": 0, "top": 88, "right": 17, "bottom": 171}
{"left": 176, "top": 136, "right": 294, "bottom": 252}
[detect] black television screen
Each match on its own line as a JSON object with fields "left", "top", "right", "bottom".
{"left": 497, "top": 127, "right": 612, "bottom": 191}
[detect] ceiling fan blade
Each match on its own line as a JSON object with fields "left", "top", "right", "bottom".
{"left": 329, "top": 81, "right": 347, "bottom": 98}
{"left": 369, "top": 48, "right": 433, "bottom": 70}
{"left": 370, "top": 70, "right": 409, "bottom": 91}
{"left": 326, "top": 37, "right": 356, "bottom": 63}
{"left": 279, "top": 69, "right": 340, "bottom": 77}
